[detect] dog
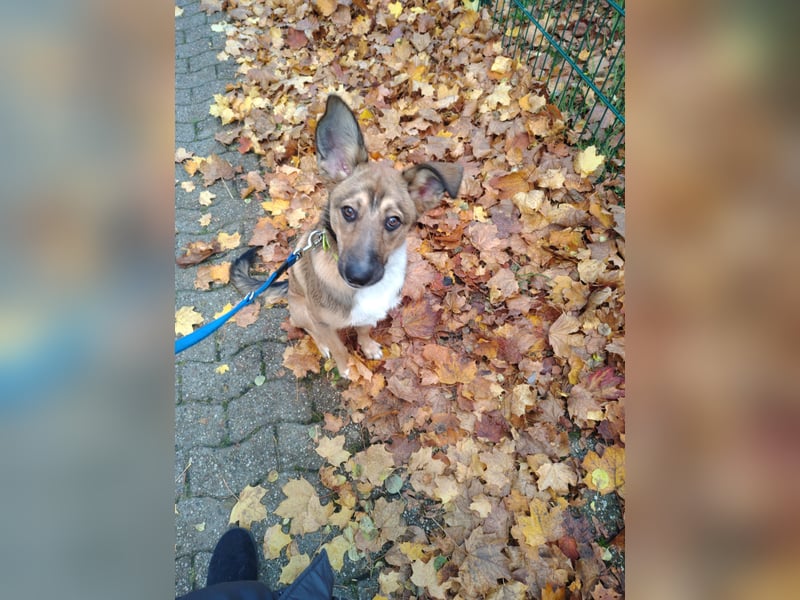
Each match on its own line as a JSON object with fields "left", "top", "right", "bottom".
{"left": 231, "top": 94, "right": 463, "bottom": 378}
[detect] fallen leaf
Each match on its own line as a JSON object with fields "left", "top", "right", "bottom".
{"left": 228, "top": 484, "right": 267, "bottom": 529}
{"left": 263, "top": 523, "right": 292, "bottom": 559}
{"left": 176, "top": 240, "right": 222, "bottom": 267}
{"left": 275, "top": 477, "right": 334, "bottom": 535}
{"left": 574, "top": 145, "right": 606, "bottom": 178}
{"left": 215, "top": 364, "right": 229, "bottom": 374}
{"left": 536, "top": 461, "right": 578, "bottom": 494}
{"left": 175, "top": 306, "right": 203, "bottom": 336}
{"left": 582, "top": 446, "right": 625, "bottom": 497}
{"left": 316, "top": 435, "right": 351, "bottom": 467}
{"left": 411, "top": 558, "right": 449, "bottom": 599}
{"left": 232, "top": 302, "right": 260, "bottom": 327}
{"left": 217, "top": 231, "right": 241, "bottom": 250}
{"left": 194, "top": 262, "right": 230, "bottom": 290}
{"left": 279, "top": 553, "right": 311, "bottom": 585}
{"left": 198, "top": 190, "right": 216, "bottom": 206}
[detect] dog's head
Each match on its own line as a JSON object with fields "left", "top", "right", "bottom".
{"left": 315, "top": 95, "right": 463, "bottom": 288}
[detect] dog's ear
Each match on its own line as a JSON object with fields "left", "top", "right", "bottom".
{"left": 403, "top": 162, "right": 464, "bottom": 214}
{"left": 315, "top": 95, "right": 368, "bottom": 182}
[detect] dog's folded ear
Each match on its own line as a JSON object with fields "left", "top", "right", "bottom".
{"left": 315, "top": 95, "right": 369, "bottom": 182}
{"left": 403, "top": 162, "right": 464, "bottom": 214}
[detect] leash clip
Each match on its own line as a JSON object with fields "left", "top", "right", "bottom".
{"left": 295, "top": 229, "right": 325, "bottom": 257}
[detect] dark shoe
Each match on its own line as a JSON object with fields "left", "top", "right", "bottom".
{"left": 206, "top": 527, "right": 259, "bottom": 586}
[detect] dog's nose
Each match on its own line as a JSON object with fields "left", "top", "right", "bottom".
{"left": 342, "top": 258, "right": 383, "bottom": 287}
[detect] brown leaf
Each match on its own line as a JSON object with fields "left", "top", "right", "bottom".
{"left": 399, "top": 297, "right": 440, "bottom": 339}
{"left": 422, "top": 344, "right": 477, "bottom": 385}
{"left": 176, "top": 240, "right": 221, "bottom": 268}
{"left": 232, "top": 302, "right": 260, "bottom": 328}
{"left": 548, "top": 313, "right": 581, "bottom": 358}
{"left": 199, "top": 154, "right": 235, "bottom": 186}
{"left": 286, "top": 28, "right": 308, "bottom": 49}
{"left": 194, "top": 262, "right": 231, "bottom": 289}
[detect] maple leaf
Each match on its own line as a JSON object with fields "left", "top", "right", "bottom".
{"left": 217, "top": 231, "right": 241, "bottom": 250}
{"left": 198, "top": 190, "right": 216, "bottom": 206}
{"left": 315, "top": 435, "right": 351, "bottom": 467}
{"left": 175, "top": 306, "right": 203, "bottom": 336}
{"left": 199, "top": 154, "right": 235, "bottom": 186}
{"left": 352, "top": 444, "right": 395, "bottom": 487}
{"left": 232, "top": 302, "right": 259, "bottom": 328}
{"left": 322, "top": 535, "right": 352, "bottom": 571}
{"left": 411, "top": 557, "right": 449, "bottom": 600}
{"left": 582, "top": 446, "right": 625, "bottom": 497}
{"left": 228, "top": 484, "right": 267, "bottom": 529}
{"left": 194, "top": 262, "right": 230, "bottom": 290}
{"left": 536, "top": 461, "right": 578, "bottom": 494}
{"left": 548, "top": 313, "right": 581, "bottom": 358}
{"left": 511, "top": 497, "right": 567, "bottom": 549}
{"left": 176, "top": 240, "right": 222, "bottom": 267}
{"left": 422, "top": 344, "right": 477, "bottom": 385}
{"left": 180, "top": 181, "right": 196, "bottom": 193}
{"left": 574, "top": 145, "right": 606, "bottom": 178}
{"left": 458, "top": 529, "right": 512, "bottom": 597}
{"left": 175, "top": 147, "right": 194, "bottom": 162}
{"left": 279, "top": 553, "right": 311, "bottom": 585}
{"left": 275, "top": 477, "right": 333, "bottom": 535}
{"left": 283, "top": 338, "right": 322, "bottom": 378}
{"left": 263, "top": 523, "right": 292, "bottom": 559}
{"left": 487, "top": 268, "right": 519, "bottom": 304}
{"left": 536, "top": 168, "right": 566, "bottom": 190}
{"left": 399, "top": 296, "right": 440, "bottom": 338}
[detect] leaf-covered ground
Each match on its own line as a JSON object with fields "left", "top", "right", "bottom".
{"left": 177, "top": 0, "right": 625, "bottom": 597}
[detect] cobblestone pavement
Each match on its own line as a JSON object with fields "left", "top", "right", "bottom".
{"left": 175, "top": 2, "right": 378, "bottom": 597}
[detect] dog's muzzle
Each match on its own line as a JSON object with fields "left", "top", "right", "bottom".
{"left": 340, "top": 254, "right": 384, "bottom": 288}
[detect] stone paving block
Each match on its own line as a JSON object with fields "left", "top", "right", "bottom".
{"left": 195, "top": 115, "right": 224, "bottom": 140}
{"left": 176, "top": 57, "right": 190, "bottom": 75}
{"left": 176, "top": 11, "right": 209, "bottom": 33}
{"left": 176, "top": 100, "right": 211, "bottom": 124}
{"left": 176, "top": 496, "right": 233, "bottom": 554}
{"left": 188, "top": 427, "right": 279, "bottom": 497}
{"left": 178, "top": 343, "right": 262, "bottom": 402}
{"left": 192, "top": 551, "right": 213, "bottom": 591}
{"left": 176, "top": 448, "right": 191, "bottom": 499}
{"left": 227, "top": 378, "right": 313, "bottom": 442}
{"left": 175, "top": 554, "right": 192, "bottom": 596}
{"left": 176, "top": 402, "right": 227, "bottom": 449}
{"left": 176, "top": 122, "right": 195, "bottom": 144}
{"left": 275, "top": 423, "right": 324, "bottom": 472}
{"left": 190, "top": 49, "right": 221, "bottom": 72}
{"left": 177, "top": 64, "right": 218, "bottom": 89}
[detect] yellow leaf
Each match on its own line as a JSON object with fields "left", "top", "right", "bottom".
{"left": 411, "top": 558, "right": 449, "bottom": 599}
{"left": 513, "top": 190, "right": 544, "bottom": 215}
{"left": 228, "top": 484, "right": 267, "bottom": 529}
{"left": 512, "top": 497, "right": 567, "bottom": 549}
{"left": 519, "top": 93, "right": 546, "bottom": 113}
{"left": 215, "top": 364, "right": 229, "bottom": 374}
{"left": 184, "top": 157, "right": 205, "bottom": 176}
{"left": 198, "top": 190, "right": 216, "bottom": 206}
{"left": 322, "top": 535, "right": 352, "bottom": 571}
{"left": 316, "top": 435, "right": 351, "bottom": 467}
{"left": 472, "top": 206, "right": 488, "bottom": 222}
{"left": 175, "top": 306, "right": 203, "bottom": 336}
{"left": 275, "top": 477, "right": 333, "bottom": 535}
{"left": 399, "top": 541, "right": 427, "bottom": 561}
{"left": 175, "top": 6, "right": 184, "bottom": 17}
{"left": 352, "top": 444, "right": 395, "bottom": 486}
{"left": 480, "top": 81, "right": 512, "bottom": 112}
{"left": 536, "top": 168, "right": 566, "bottom": 190}
{"left": 193, "top": 522, "right": 205, "bottom": 531}
{"left": 574, "top": 145, "right": 606, "bottom": 178}
{"left": 217, "top": 231, "right": 241, "bottom": 250}
{"left": 387, "top": 1, "right": 402, "bottom": 18}
{"left": 180, "top": 181, "right": 195, "bottom": 192}
{"left": 314, "top": 0, "right": 338, "bottom": 18}
{"left": 582, "top": 446, "right": 625, "bottom": 497}
{"left": 263, "top": 523, "right": 292, "bottom": 559}
{"left": 213, "top": 303, "right": 233, "bottom": 319}
{"left": 490, "top": 56, "right": 513, "bottom": 75}
{"left": 198, "top": 214, "right": 211, "bottom": 227}
{"left": 462, "top": 0, "right": 480, "bottom": 10}
{"left": 279, "top": 553, "right": 311, "bottom": 585}
{"left": 379, "top": 570, "right": 403, "bottom": 595}
{"left": 261, "top": 198, "right": 291, "bottom": 215}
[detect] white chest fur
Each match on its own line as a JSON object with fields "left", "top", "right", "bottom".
{"left": 348, "top": 243, "right": 406, "bottom": 327}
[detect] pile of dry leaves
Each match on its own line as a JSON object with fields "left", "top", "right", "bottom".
{"left": 177, "top": 0, "right": 624, "bottom": 597}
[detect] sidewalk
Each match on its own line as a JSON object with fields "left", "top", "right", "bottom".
{"left": 174, "top": 2, "right": 377, "bottom": 597}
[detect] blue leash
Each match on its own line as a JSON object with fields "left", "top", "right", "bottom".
{"left": 175, "top": 231, "right": 323, "bottom": 355}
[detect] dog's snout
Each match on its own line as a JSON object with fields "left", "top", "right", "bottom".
{"left": 341, "top": 255, "right": 383, "bottom": 288}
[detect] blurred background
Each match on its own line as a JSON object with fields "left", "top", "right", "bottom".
{"left": 0, "top": 0, "right": 797, "bottom": 598}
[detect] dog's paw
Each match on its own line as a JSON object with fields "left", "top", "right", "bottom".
{"left": 360, "top": 339, "right": 383, "bottom": 361}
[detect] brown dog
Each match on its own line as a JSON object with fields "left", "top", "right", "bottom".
{"left": 231, "top": 95, "right": 463, "bottom": 378}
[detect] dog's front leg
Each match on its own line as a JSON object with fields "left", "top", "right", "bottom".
{"left": 356, "top": 326, "right": 383, "bottom": 361}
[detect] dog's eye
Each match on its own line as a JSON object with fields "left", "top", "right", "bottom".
{"left": 341, "top": 206, "right": 357, "bottom": 222}
{"left": 385, "top": 216, "right": 402, "bottom": 231}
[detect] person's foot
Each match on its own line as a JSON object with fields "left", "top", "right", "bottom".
{"left": 206, "top": 527, "right": 259, "bottom": 586}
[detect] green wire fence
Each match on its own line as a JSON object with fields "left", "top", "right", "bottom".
{"left": 487, "top": 0, "right": 625, "bottom": 168}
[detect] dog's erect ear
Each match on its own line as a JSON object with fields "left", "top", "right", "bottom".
{"left": 403, "top": 162, "right": 464, "bottom": 214}
{"left": 315, "top": 95, "right": 368, "bottom": 182}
